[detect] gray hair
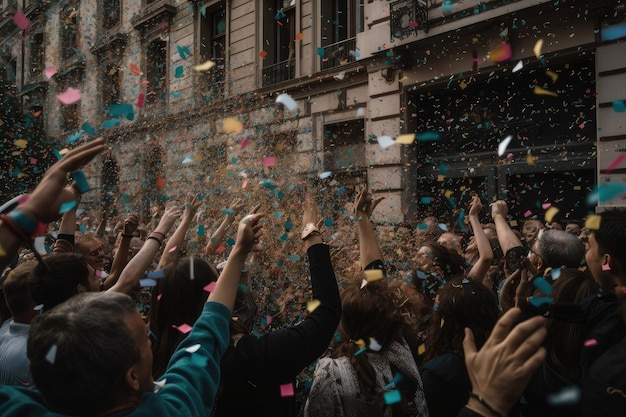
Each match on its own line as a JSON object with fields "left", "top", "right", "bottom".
{"left": 535, "top": 229, "right": 585, "bottom": 269}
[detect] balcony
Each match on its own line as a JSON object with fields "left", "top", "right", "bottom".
{"left": 320, "top": 37, "right": 357, "bottom": 71}
{"left": 390, "top": 0, "right": 429, "bottom": 42}
{"left": 132, "top": 0, "right": 176, "bottom": 35}
{"left": 261, "top": 58, "right": 295, "bottom": 87}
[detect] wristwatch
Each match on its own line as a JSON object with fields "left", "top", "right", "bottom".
{"left": 301, "top": 223, "right": 321, "bottom": 241}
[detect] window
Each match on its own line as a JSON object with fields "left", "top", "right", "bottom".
{"left": 102, "top": 0, "right": 121, "bottom": 31}
{"left": 262, "top": 0, "right": 295, "bottom": 86}
{"left": 198, "top": 1, "right": 226, "bottom": 100}
{"left": 61, "top": 1, "right": 80, "bottom": 60}
{"left": 30, "top": 32, "right": 44, "bottom": 77}
{"left": 323, "top": 119, "right": 366, "bottom": 171}
{"left": 145, "top": 39, "right": 168, "bottom": 105}
{"left": 102, "top": 63, "right": 121, "bottom": 110}
{"left": 320, "top": 0, "right": 363, "bottom": 70}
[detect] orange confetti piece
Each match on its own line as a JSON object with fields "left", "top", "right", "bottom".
{"left": 216, "top": 244, "right": 226, "bottom": 254}
{"left": 223, "top": 117, "right": 243, "bottom": 134}
{"left": 156, "top": 177, "right": 165, "bottom": 187}
{"left": 295, "top": 32, "right": 304, "bottom": 41}
{"left": 259, "top": 50, "right": 267, "bottom": 58}
{"left": 130, "top": 63, "right": 143, "bottom": 75}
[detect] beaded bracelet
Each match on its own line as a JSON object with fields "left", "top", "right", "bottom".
{"left": 468, "top": 393, "right": 505, "bottom": 417}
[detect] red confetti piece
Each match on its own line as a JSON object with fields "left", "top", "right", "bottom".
{"left": 216, "top": 244, "right": 226, "bottom": 254}
{"left": 203, "top": 281, "right": 217, "bottom": 293}
{"left": 263, "top": 156, "right": 277, "bottom": 167}
{"left": 172, "top": 324, "right": 193, "bottom": 334}
{"left": 259, "top": 50, "right": 267, "bottom": 58}
{"left": 266, "top": 315, "right": 273, "bottom": 325}
{"left": 130, "top": 63, "right": 143, "bottom": 75}
{"left": 241, "top": 139, "right": 250, "bottom": 148}
{"left": 279, "top": 383, "right": 294, "bottom": 397}
{"left": 137, "top": 93, "right": 145, "bottom": 109}
{"left": 584, "top": 339, "right": 598, "bottom": 347}
{"left": 156, "top": 177, "right": 165, "bottom": 187}
{"left": 13, "top": 9, "right": 30, "bottom": 29}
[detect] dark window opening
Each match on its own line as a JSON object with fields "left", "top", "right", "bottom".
{"left": 103, "top": 0, "right": 121, "bottom": 30}
{"left": 323, "top": 119, "right": 366, "bottom": 172}
{"left": 61, "top": 2, "right": 79, "bottom": 60}
{"left": 262, "top": 0, "right": 295, "bottom": 85}
{"left": 30, "top": 33, "right": 44, "bottom": 77}
{"left": 146, "top": 40, "right": 167, "bottom": 105}
{"left": 198, "top": 1, "right": 226, "bottom": 100}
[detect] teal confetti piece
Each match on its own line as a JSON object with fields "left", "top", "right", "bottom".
{"left": 226, "top": 237, "right": 236, "bottom": 246}
{"left": 612, "top": 100, "right": 626, "bottom": 112}
{"left": 457, "top": 209, "right": 465, "bottom": 230}
{"left": 421, "top": 197, "right": 431, "bottom": 204}
{"left": 222, "top": 208, "right": 235, "bottom": 216}
{"left": 72, "top": 170, "right": 90, "bottom": 193}
{"left": 59, "top": 200, "right": 77, "bottom": 214}
{"left": 103, "top": 119, "right": 120, "bottom": 129}
{"left": 529, "top": 297, "right": 554, "bottom": 307}
{"left": 66, "top": 131, "right": 83, "bottom": 144}
{"left": 197, "top": 225, "right": 205, "bottom": 237}
{"left": 417, "top": 223, "right": 428, "bottom": 230}
{"left": 289, "top": 255, "right": 300, "bottom": 262}
{"left": 81, "top": 122, "right": 95, "bottom": 135}
{"left": 280, "top": 233, "right": 288, "bottom": 241}
{"left": 274, "top": 212, "right": 283, "bottom": 219}
{"left": 177, "top": 45, "right": 191, "bottom": 59}
{"left": 324, "top": 217, "right": 333, "bottom": 227}
{"left": 416, "top": 131, "right": 441, "bottom": 142}
{"left": 109, "top": 104, "right": 133, "bottom": 117}
{"left": 174, "top": 65, "right": 184, "bottom": 78}
{"left": 277, "top": 191, "right": 285, "bottom": 200}
{"left": 196, "top": 193, "right": 203, "bottom": 201}
{"left": 354, "top": 347, "right": 367, "bottom": 356}
{"left": 284, "top": 220, "right": 293, "bottom": 231}
{"left": 262, "top": 180, "right": 277, "bottom": 189}
{"left": 384, "top": 390, "right": 402, "bottom": 405}
{"left": 533, "top": 277, "right": 553, "bottom": 295}
{"left": 316, "top": 47, "right": 325, "bottom": 58}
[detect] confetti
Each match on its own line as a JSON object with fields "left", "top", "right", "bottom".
{"left": 140, "top": 278, "right": 158, "bottom": 287}
{"left": 306, "top": 299, "right": 321, "bottom": 312}
{"left": 56, "top": 88, "right": 82, "bottom": 105}
{"left": 146, "top": 270, "right": 165, "bottom": 279}
{"left": 276, "top": 93, "right": 298, "bottom": 111}
{"left": 585, "top": 215, "right": 601, "bottom": 230}
{"left": 512, "top": 60, "right": 524, "bottom": 73}
{"left": 136, "top": 93, "right": 145, "bottom": 109}
{"left": 263, "top": 156, "right": 276, "bottom": 167}
{"left": 203, "top": 281, "right": 217, "bottom": 293}
{"left": 368, "top": 338, "right": 382, "bottom": 351}
{"left": 318, "top": 171, "right": 332, "bottom": 179}
{"left": 533, "top": 39, "right": 544, "bottom": 58}
{"left": 605, "top": 154, "right": 625, "bottom": 173}
{"left": 72, "top": 170, "right": 90, "bottom": 193}
{"left": 12, "top": 9, "right": 30, "bottom": 29}
{"left": 490, "top": 42, "right": 512, "bottom": 62}
{"left": 59, "top": 200, "right": 77, "bottom": 214}
{"left": 354, "top": 339, "right": 366, "bottom": 349}
{"left": 364, "top": 269, "right": 384, "bottom": 282}
{"left": 14, "top": 139, "right": 28, "bottom": 148}
{"left": 377, "top": 135, "right": 395, "bottom": 149}
{"left": 176, "top": 45, "right": 191, "bottom": 59}
{"left": 223, "top": 117, "right": 243, "bottom": 134}
{"left": 546, "top": 386, "right": 581, "bottom": 406}
{"left": 583, "top": 338, "right": 598, "bottom": 347}
{"left": 174, "top": 66, "right": 184, "bottom": 78}
{"left": 533, "top": 277, "right": 554, "bottom": 295}
{"left": 259, "top": 50, "right": 267, "bottom": 58}
{"left": 130, "top": 63, "right": 143, "bottom": 75}
{"left": 44, "top": 66, "right": 57, "bottom": 79}
{"left": 544, "top": 207, "right": 559, "bottom": 223}
{"left": 384, "top": 390, "right": 401, "bottom": 405}
{"left": 416, "top": 131, "right": 441, "bottom": 142}
{"left": 528, "top": 297, "right": 553, "bottom": 307}
{"left": 497, "top": 135, "right": 513, "bottom": 156}
{"left": 279, "top": 383, "right": 294, "bottom": 397}
{"left": 533, "top": 85, "right": 558, "bottom": 97}
{"left": 185, "top": 344, "right": 201, "bottom": 353}
{"left": 194, "top": 60, "right": 216, "bottom": 71}
{"left": 45, "top": 344, "right": 57, "bottom": 364}
{"left": 395, "top": 134, "right": 415, "bottom": 145}
{"left": 546, "top": 70, "right": 558, "bottom": 82}
{"left": 418, "top": 343, "right": 426, "bottom": 355}
{"left": 295, "top": 32, "right": 304, "bottom": 41}
{"left": 172, "top": 324, "right": 193, "bottom": 334}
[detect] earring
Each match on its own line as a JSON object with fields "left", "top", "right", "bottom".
{"left": 602, "top": 262, "right": 611, "bottom": 271}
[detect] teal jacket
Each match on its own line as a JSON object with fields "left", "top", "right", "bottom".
{"left": 0, "top": 301, "right": 231, "bottom": 417}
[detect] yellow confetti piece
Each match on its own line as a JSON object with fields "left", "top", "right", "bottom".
{"left": 59, "top": 148, "right": 69, "bottom": 155}
{"left": 533, "top": 39, "right": 544, "bottom": 58}
{"left": 444, "top": 189, "right": 454, "bottom": 198}
{"left": 510, "top": 220, "right": 518, "bottom": 227}
{"left": 440, "top": 318, "right": 445, "bottom": 328}
{"left": 363, "top": 269, "right": 384, "bottom": 282}
{"left": 418, "top": 344, "right": 426, "bottom": 355}
{"left": 306, "top": 299, "right": 321, "bottom": 312}
{"left": 585, "top": 214, "right": 601, "bottom": 230}
{"left": 395, "top": 134, "right": 415, "bottom": 145}
{"left": 193, "top": 60, "right": 216, "bottom": 71}
{"left": 573, "top": 185, "right": 581, "bottom": 190}
{"left": 438, "top": 175, "right": 446, "bottom": 182}
{"left": 194, "top": 154, "right": 203, "bottom": 162}
{"left": 546, "top": 70, "right": 558, "bottom": 82}
{"left": 533, "top": 85, "right": 558, "bottom": 97}
{"left": 14, "top": 139, "right": 28, "bottom": 148}
{"left": 0, "top": 244, "right": 5, "bottom": 257}
{"left": 11, "top": 151, "right": 21, "bottom": 156}
{"left": 459, "top": 81, "right": 468, "bottom": 90}
{"left": 355, "top": 339, "right": 366, "bottom": 349}
{"left": 398, "top": 76, "right": 407, "bottom": 83}
{"left": 526, "top": 153, "right": 536, "bottom": 166}
{"left": 222, "top": 117, "right": 243, "bottom": 134}
{"left": 544, "top": 206, "right": 560, "bottom": 223}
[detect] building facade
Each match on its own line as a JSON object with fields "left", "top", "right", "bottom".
{"left": 1, "top": 0, "right": 625, "bottom": 230}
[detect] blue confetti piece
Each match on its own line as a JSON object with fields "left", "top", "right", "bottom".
{"left": 109, "top": 104, "right": 133, "bottom": 117}
{"left": 72, "top": 170, "right": 90, "bottom": 193}
{"left": 416, "top": 270, "right": 428, "bottom": 280}
{"left": 336, "top": 187, "right": 345, "bottom": 195}
{"left": 384, "top": 390, "right": 402, "bottom": 405}
{"left": 289, "top": 255, "right": 300, "bottom": 262}
{"left": 319, "top": 171, "right": 332, "bottom": 179}
{"left": 59, "top": 200, "right": 77, "bottom": 214}
{"left": 546, "top": 386, "right": 581, "bottom": 406}
{"left": 103, "top": 119, "right": 120, "bottom": 129}
{"left": 421, "top": 197, "right": 431, "bottom": 204}
{"left": 529, "top": 297, "right": 554, "bottom": 307}
{"left": 438, "top": 223, "right": 448, "bottom": 231}
{"left": 197, "top": 225, "right": 205, "bottom": 237}
{"left": 274, "top": 212, "right": 283, "bottom": 219}
{"left": 66, "top": 131, "right": 83, "bottom": 144}
{"left": 146, "top": 270, "right": 165, "bottom": 279}
{"left": 602, "top": 22, "right": 626, "bottom": 41}
{"left": 416, "top": 131, "right": 441, "bottom": 142}
{"left": 324, "top": 218, "right": 333, "bottom": 227}
{"left": 81, "top": 122, "right": 95, "bottom": 135}
{"left": 139, "top": 278, "right": 157, "bottom": 287}
{"left": 533, "top": 277, "right": 554, "bottom": 295}
{"left": 222, "top": 208, "right": 235, "bottom": 216}
{"left": 174, "top": 65, "right": 184, "bottom": 78}
{"left": 354, "top": 347, "right": 367, "bottom": 356}
{"left": 284, "top": 220, "right": 293, "bottom": 231}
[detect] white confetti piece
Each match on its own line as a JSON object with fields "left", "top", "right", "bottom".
{"left": 33, "top": 236, "right": 46, "bottom": 254}
{"left": 356, "top": 108, "right": 365, "bottom": 117}
{"left": 276, "top": 93, "right": 298, "bottom": 111}
{"left": 377, "top": 135, "right": 395, "bottom": 149}
{"left": 193, "top": 60, "right": 216, "bottom": 71}
{"left": 369, "top": 338, "right": 382, "bottom": 351}
{"left": 45, "top": 344, "right": 57, "bottom": 364}
{"left": 185, "top": 344, "right": 201, "bottom": 353}
{"left": 189, "top": 258, "right": 195, "bottom": 280}
{"left": 512, "top": 60, "right": 523, "bottom": 73}
{"left": 497, "top": 135, "right": 513, "bottom": 157}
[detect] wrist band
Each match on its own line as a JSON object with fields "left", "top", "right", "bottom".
{"left": 468, "top": 392, "right": 505, "bottom": 417}
{"left": 147, "top": 236, "right": 163, "bottom": 247}
{"left": 121, "top": 233, "right": 134, "bottom": 238}
{"left": 151, "top": 231, "right": 165, "bottom": 237}
{"left": 7, "top": 210, "right": 37, "bottom": 235}
{"left": 0, "top": 214, "right": 33, "bottom": 243}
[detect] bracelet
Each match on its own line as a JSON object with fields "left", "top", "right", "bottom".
{"left": 468, "top": 393, "right": 505, "bottom": 417}
{"left": 121, "top": 233, "right": 134, "bottom": 238}
{"left": 147, "top": 235, "right": 163, "bottom": 247}
{"left": 0, "top": 214, "right": 33, "bottom": 243}
{"left": 151, "top": 231, "right": 165, "bottom": 237}
{"left": 7, "top": 210, "right": 37, "bottom": 235}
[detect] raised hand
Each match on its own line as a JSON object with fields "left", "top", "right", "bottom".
{"left": 490, "top": 200, "right": 509, "bottom": 218}
{"left": 468, "top": 195, "right": 483, "bottom": 216}
{"left": 154, "top": 206, "right": 183, "bottom": 235}
{"left": 183, "top": 194, "right": 202, "bottom": 220}
{"left": 123, "top": 213, "right": 139, "bottom": 236}
{"left": 354, "top": 187, "right": 384, "bottom": 219}
{"left": 234, "top": 213, "right": 265, "bottom": 255}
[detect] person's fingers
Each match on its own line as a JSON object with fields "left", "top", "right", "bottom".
{"left": 58, "top": 138, "right": 106, "bottom": 171}
{"left": 462, "top": 327, "right": 478, "bottom": 359}
{"left": 371, "top": 196, "right": 385, "bottom": 211}
{"left": 511, "top": 324, "right": 547, "bottom": 360}
{"left": 248, "top": 204, "right": 261, "bottom": 214}
{"left": 243, "top": 212, "right": 265, "bottom": 226}
{"left": 503, "top": 315, "right": 546, "bottom": 352}
{"left": 520, "top": 346, "right": 548, "bottom": 377}
{"left": 488, "top": 307, "right": 522, "bottom": 345}
{"left": 316, "top": 218, "right": 324, "bottom": 229}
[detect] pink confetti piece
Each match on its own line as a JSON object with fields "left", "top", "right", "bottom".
{"left": 605, "top": 154, "right": 626, "bottom": 173}
{"left": 584, "top": 338, "right": 598, "bottom": 347}
{"left": 203, "top": 281, "right": 217, "bottom": 293}
{"left": 266, "top": 315, "right": 273, "bottom": 325}
{"left": 168, "top": 245, "right": 177, "bottom": 253}
{"left": 56, "top": 88, "right": 82, "bottom": 105}
{"left": 241, "top": 139, "right": 250, "bottom": 148}
{"left": 29, "top": 157, "right": 37, "bottom": 164}
{"left": 44, "top": 66, "right": 56, "bottom": 79}
{"left": 172, "top": 323, "right": 193, "bottom": 334}
{"left": 137, "top": 93, "right": 145, "bottom": 109}
{"left": 542, "top": 203, "right": 551, "bottom": 209}
{"left": 13, "top": 9, "right": 30, "bottom": 29}
{"left": 279, "top": 383, "right": 294, "bottom": 397}
{"left": 523, "top": 210, "right": 533, "bottom": 218}
{"left": 263, "top": 156, "right": 276, "bottom": 167}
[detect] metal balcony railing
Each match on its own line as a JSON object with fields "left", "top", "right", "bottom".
{"left": 320, "top": 37, "right": 357, "bottom": 71}
{"left": 390, "top": 0, "right": 429, "bottom": 41}
{"left": 261, "top": 58, "right": 295, "bottom": 87}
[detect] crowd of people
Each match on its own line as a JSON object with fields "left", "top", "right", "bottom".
{"left": 0, "top": 138, "right": 625, "bottom": 417}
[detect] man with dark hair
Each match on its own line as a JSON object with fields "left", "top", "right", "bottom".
{"left": 521, "top": 218, "right": 545, "bottom": 249}
{"left": 27, "top": 252, "right": 101, "bottom": 313}
{"left": 0, "top": 261, "right": 37, "bottom": 385}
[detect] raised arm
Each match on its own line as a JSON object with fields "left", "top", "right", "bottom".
{"left": 102, "top": 213, "right": 138, "bottom": 290}
{"left": 158, "top": 194, "right": 201, "bottom": 268}
{"left": 51, "top": 188, "right": 81, "bottom": 254}
{"left": 0, "top": 138, "right": 106, "bottom": 271}
{"left": 95, "top": 212, "right": 107, "bottom": 237}
{"left": 490, "top": 200, "right": 523, "bottom": 256}
{"left": 109, "top": 206, "right": 181, "bottom": 295}
{"left": 204, "top": 198, "right": 244, "bottom": 256}
{"left": 354, "top": 187, "right": 385, "bottom": 270}
{"left": 467, "top": 196, "right": 494, "bottom": 281}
